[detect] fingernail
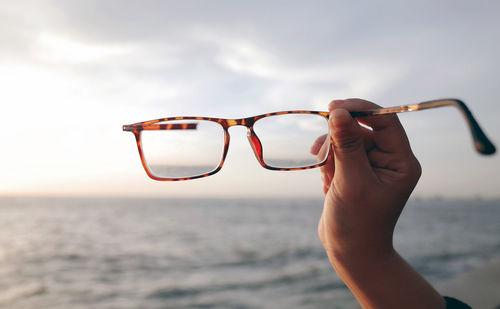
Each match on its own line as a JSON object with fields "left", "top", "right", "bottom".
{"left": 330, "top": 108, "right": 353, "bottom": 130}
{"left": 329, "top": 99, "right": 345, "bottom": 111}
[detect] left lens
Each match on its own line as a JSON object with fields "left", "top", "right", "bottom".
{"left": 140, "top": 119, "right": 225, "bottom": 179}
{"left": 253, "top": 113, "right": 329, "bottom": 168}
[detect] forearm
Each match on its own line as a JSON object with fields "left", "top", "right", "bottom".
{"left": 327, "top": 248, "right": 446, "bottom": 309}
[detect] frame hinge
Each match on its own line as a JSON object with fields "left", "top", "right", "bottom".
{"left": 122, "top": 125, "right": 134, "bottom": 131}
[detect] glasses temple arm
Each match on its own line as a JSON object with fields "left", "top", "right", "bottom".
{"left": 349, "top": 99, "right": 496, "bottom": 155}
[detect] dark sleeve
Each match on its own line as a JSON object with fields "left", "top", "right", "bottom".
{"left": 444, "top": 296, "right": 472, "bottom": 309}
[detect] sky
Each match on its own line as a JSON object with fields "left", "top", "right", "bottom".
{"left": 0, "top": 0, "right": 499, "bottom": 198}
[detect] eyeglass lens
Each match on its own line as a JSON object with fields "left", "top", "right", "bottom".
{"left": 139, "top": 114, "right": 329, "bottom": 179}
{"left": 140, "top": 119, "right": 225, "bottom": 179}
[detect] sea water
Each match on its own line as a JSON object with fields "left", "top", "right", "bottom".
{"left": 0, "top": 197, "right": 499, "bottom": 308}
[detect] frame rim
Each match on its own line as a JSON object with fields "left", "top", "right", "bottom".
{"left": 126, "top": 111, "right": 331, "bottom": 181}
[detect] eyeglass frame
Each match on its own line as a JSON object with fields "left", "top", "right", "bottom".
{"left": 123, "top": 98, "right": 496, "bottom": 181}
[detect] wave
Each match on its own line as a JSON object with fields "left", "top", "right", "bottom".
{"left": 0, "top": 283, "right": 46, "bottom": 306}
{"left": 147, "top": 266, "right": 336, "bottom": 301}
{"left": 210, "top": 246, "right": 326, "bottom": 269}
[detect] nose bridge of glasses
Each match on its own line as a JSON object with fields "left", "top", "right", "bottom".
{"left": 225, "top": 120, "right": 266, "bottom": 167}
{"left": 246, "top": 128, "right": 264, "bottom": 165}
{"left": 224, "top": 116, "right": 256, "bottom": 128}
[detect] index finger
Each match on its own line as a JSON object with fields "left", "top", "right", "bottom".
{"left": 329, "top": 98, "right": 412, "bottom": 154}
{"left": 310, "top": 134, "right": 327, "bottom": 156}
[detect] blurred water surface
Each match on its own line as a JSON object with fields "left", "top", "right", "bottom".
{"left": 0, "top": 197, "right": 499, "bottom": 308}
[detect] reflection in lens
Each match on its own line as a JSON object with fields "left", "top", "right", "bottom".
{"left": 253, "top": 113, "right": 329, "bottom": 168}
{"left": 140, "top": 120, "right": 225, "bottom": 179}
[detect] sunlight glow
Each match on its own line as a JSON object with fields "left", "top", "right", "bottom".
{"left": 37, "top": 33, "right": 131, "bottom": 63}
{"left": 0, "top": 3, "right": 497, "bottom": 198}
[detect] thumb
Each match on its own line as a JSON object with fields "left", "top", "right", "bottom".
{"left": 329, "top": 108, "right": 371, "bottom": 181}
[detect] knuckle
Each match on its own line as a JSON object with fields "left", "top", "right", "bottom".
{"left": 333, "top": 134, "right": 363, "bottom": 152}
{"left": 317, "top": 222, "right": 325, "bottom": 244}
{"left": 414, "top": 158, "right": 422, "bottom": 178}
{"left": 411, "top": 158, "right": 422, "bottom": 183}
{"left": 399, "top": 156, "right": 422, "bottom": 184}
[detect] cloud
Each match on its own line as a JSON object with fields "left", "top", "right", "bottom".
{"left": 0, "top": 0, "right": 499, "bottom": 197}
{"left": 36, "top": 32, "right": 133, "bottom": 63}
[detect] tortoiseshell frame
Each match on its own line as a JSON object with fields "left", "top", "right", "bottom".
{"left": 123, "top": 110, "right": 331, "bottom": 181}
{"left": 123, "top": 98, "right": 495, "bottom": 181}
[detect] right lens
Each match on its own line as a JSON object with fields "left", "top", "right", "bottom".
{"left": 140, "top": 120, "right": 225, "bottom": 179}
{"left": 253, "top": 113, "right": 329, "bottom": 168}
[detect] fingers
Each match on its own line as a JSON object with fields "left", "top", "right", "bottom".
{"left": 359, "top": 125, "right": 375, "bottom": 151}
{"left": 311, "top": 127, "right": 374, "bottom": 157}
{"left": 329, "top": 99, "right": 412, "bottom": 155}
{"left": 312, "top": 124, "right": 375, "bottom": 195}
{"left": 310, "top": 134, "right": 334, "bottom": 194}
{"left": 317, "top": 137, "right": 334, "bottom": 194}
{"left": 329, "top": 108, "right": 372, "bottom": 185}
{"left": 310, "top": 134, "right": 327, "bottom": 156}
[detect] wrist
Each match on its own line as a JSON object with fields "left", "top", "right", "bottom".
{"left": 321, "top": 223, "right": 396, "bottom": 266}
{"left": 328, "top": 248, "right": 446, "bottom": 309}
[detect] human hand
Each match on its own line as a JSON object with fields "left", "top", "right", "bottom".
{"left": 311, "top": 99, "right": 445, "bottom": 308}
{"left": 311, "top": 98, "right": 421, "bottom": 259}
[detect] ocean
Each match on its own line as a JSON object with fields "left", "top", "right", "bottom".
{"left": 0, "top": 197, "right": 499, "bottom": 308}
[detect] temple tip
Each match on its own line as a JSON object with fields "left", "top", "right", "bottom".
{"left": 476, "top": 140, "right": 496, "bottom": 155}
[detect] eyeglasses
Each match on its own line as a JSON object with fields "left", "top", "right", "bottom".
{"left": 123, "top": 98, "right": 495, "bottom": 181}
